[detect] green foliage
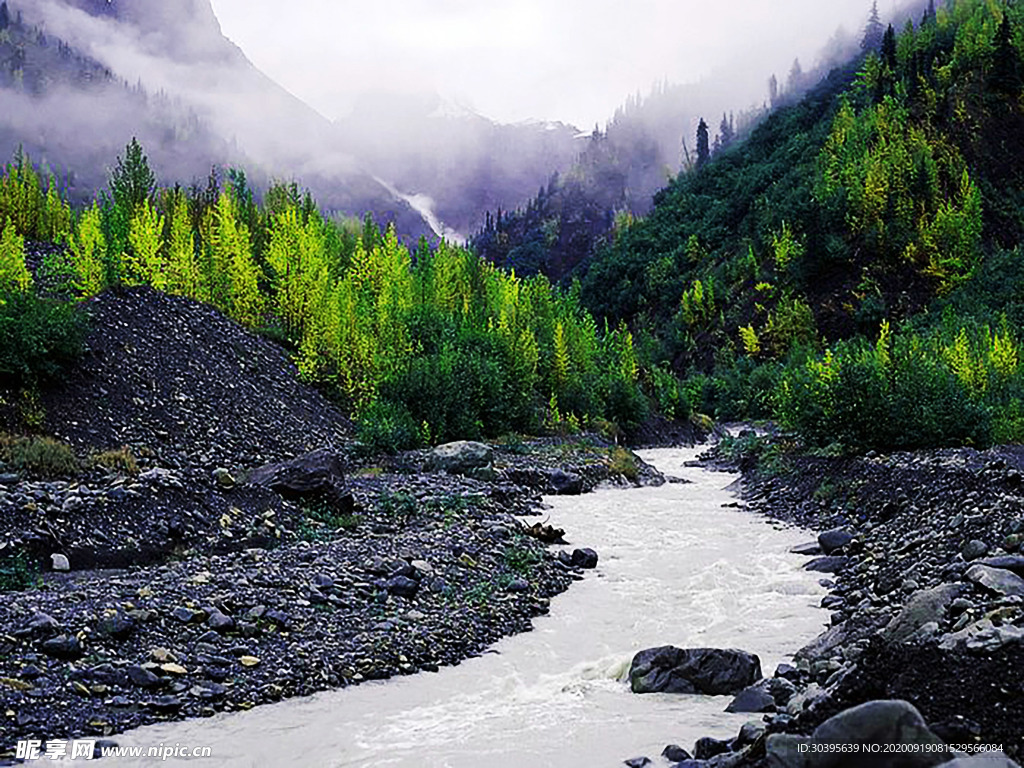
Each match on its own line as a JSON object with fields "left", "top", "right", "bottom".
{"left": 0, "top": 219, "right": 31, "bottom": 292}
{"left": 109, "top": 137, "right": 156, "bottom": 216}
{"left": 89, "top": 446, "right": 139, "bottom": 475}
{"left": 0, "top": 549, "right": 38, "bottom": 593}
{"left": 355, "top": 399, "right": 424, "bottom": 456}
{"left": 0, "top": 149, "right": 72, "bottom": 242}
{"left": 0, "top": 290, "right": 86, "bottom": 388}
{"left": 608, "top": 445, "right": 639, "bottom": 481}
{"left": 69, "top": 205, "right": 107, "bottom": 297}
{"left": 0, "top": 433, "right": 79, "bottom": 477}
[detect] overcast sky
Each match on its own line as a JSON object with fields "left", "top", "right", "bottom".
{"left": 209, "top": 0, "right": 889, "bottom": 128}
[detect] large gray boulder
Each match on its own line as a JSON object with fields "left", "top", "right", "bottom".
{"left": 965, "top": 564, "right": 1024, "bottom": 597}
{"left": 246, "top": 449, "right": 352, "bottom": 511}
{"left": 766, "top": 700, "right": 947, "bottom": 768}
{"left": 424, "top": 441, "right": 494, "bottom": 476}
{"left": 941, "top": 756, "right": 1021, "bottom": 768}
{"left": 881, "top": 583, "right": 964, "bottom": 643}
{"left": 629, "top": 646, "right": 761, "bottom": 696}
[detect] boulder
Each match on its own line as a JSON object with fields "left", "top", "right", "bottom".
{"left": 974, "top": 555, "right": 1024, "bottom": 575}
{"left": 247, "top": 449, "right": 352, "bottom": 511}
{"left": 941, "top": 757, "right": 1021, "bottom": 768}
{"left": 547, "top": 469, "right": 584, "bottom": 495}
{"left": 571, "top": 548, "right": 599, "bottom": 569}
{"left": 965, "top": 564, "right": 1024, "bottom": 597}
{"left": 662, "top": 745, "right": 692, "bottom": 762}
{"left": 40, "top": 635, "right": 83, "bottom": 660}
{"left": 881, "top": 583, "right": 964, "bottom": 643}
{"left": 804, "top": 556, "right": 849, "bottom": 574}
{"left": 818, "top": 529, "right": 853, "bottom": 555}
{"left": 629, "top": 646, "right": 761, "bottom": 696}
{"left": 725, "top": 684, "right": 776, "bottom": 713}
{"left": 766, "top": 700, "right": 947, "bottom": 768}
{"left": 424, "top": 441, "right": 493, "bottom": 476}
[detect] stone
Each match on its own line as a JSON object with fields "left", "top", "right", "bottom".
{"left": 736, "top": 721, "right": 766, "bottom": 747}
{"left": 97, "top": 613, "right": 135, "bottom": 640}
{"left": 171, "top": 606, "right": 201, "bottom": 624}
{"left": 423, "top": 441, "right": 493, "bottom": 475}
{"left": 212, "top": 468, "right": 235, "bottom": 488}
{"left": 23, "top": 613, "right": 60, "bottom": 637}
{"left": 818, "top": 529, "right": 853, "bottom": 555}
{"left": 548, "top": 469, "right": 584, "bottom": 495}
{"left": 726, "top": 682, "right": 778, "bottom": 713}
{"left": 207, "top": 612, "right": 235, "bottom": 633}
{"left": 624, "top": 758, "right": 651, "bottom": 768}
{"left": 386, "top": 575, "right": 419, "bottom": 599}
{"left": 247, "top": 449, "right": 353, "bottom": 511}
{"left": 50, "top": 553, "right": 70, "bottom": 571}
{"left": 766, "top": 700, "right": 947, "bottom": 768}
{"left": 880, "top": 583, "right": 964, "bottom": 643}
{"left": 571, "top": 548, "right": 599, "bottom": 569}
{"left": 804, "top": 556, "right": 849, "bottom": 574}
{"left": 126, "top": 665, "right": 161, "bottom": 689}
{"left": 662, "top": 745, "right": 692, "bottom": 762}
{"left": 629, "top": 646, "right": 761, "bottom": 696}
{"left": 966, "top": 564, "right": 1024, "bottom": 597}
{"left": 976, "top": 555, "right": 1024, "bottom": 574}
{"left": 941, "top": 758, "right": 1022, "bottom": 768}
{"left": 40, "top": 635, "right": 83, "bottom": 660}
{"left": 506, "top": 578, "right": 530, "bottom": 593}
{"left": 695, "top": 737, "right": 732, "bottom": 760}
{"left": 962, "top": 539, "right": 989, "bottom": 561}
{"left": 790, "top": 541, "right": 823, "bottom": 556}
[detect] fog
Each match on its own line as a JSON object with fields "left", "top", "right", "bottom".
{"left": 209, "top": 0, "right": 884, "bottom": 129}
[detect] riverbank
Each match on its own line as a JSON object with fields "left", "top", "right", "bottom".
{"left": 659, "top": 435, "right": 1024, "bottom": 765}
{"left": 0, "top": 435, "right": 665, "bottom": 761}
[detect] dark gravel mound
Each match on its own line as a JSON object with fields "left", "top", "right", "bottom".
{"left": 40, "top": 287, "right": 351, "bottom": 467}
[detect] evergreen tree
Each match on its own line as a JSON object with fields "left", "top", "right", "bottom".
{"left": 109, "top": 137, "right": 156, "bottom": 216}
{"left": 990, "top": 10, "right": 1022, "bottom": 97}
{"left": 70, "top": 205, "right": 107, "bottom": 297}
{"left": 719, "top": 112, "right": 735, "bottom": 151}
{"left": 696, "top": 118, "right": 710, "bottom": 170}
{"left": 881, "top": 24, "right": 897, "bottom": 71}
{"left": 922, "top": 0, "right": 936, "bottom": 26}
{"left": 769, "top": 74, "right": 779, "bottom": 107}
{"left": 0, "top": 218, "right": 31, "bottom": 291}
{"left": 862, "top": 1, "right": 885, "bottom": 52}
{"left": 788, "top": 58, "right": 804, "bottom": 93}
{"left": 0, "top": 2, "right": 9, "bottom": 31}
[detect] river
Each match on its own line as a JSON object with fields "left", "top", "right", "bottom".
{"left": 112, "top": 448, "right": 826, "bottom": 767}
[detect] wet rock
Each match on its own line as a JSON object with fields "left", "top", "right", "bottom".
{"left": 548, "top": 469, "right": 584, "bottom": 495}
{"left": 818, "top": 529, "right": 853, "bottom": 555}
{"left": 386, "top": 575, "right": 419, "bottom": 599}
{"left": 570, "top": 548, "right": 598, "bottom": 569}
{"left": 726, "top": 684, "right": 776, "bottom": 713}
{"left": 207, "top": 612, "right": 235, "bottom": 633}
{"left": 96, "top": 613, "right": 135, "bottom": 640}
{"left": 171, "top": 607, "right": 202, "bottom": 624}
{"left": 965, "top": 564, "right": 1024, "bottom": 597}
{"left": 624, "top": 757, "right": 651, "bottom": 768}
{"left": 791, "top": 541, "right": 823, "bottom": 556}
{"left": 975, "top": 555, "right": 1024, "bottom": 575}
{"left": 962, "top": 539, "right": 990, "bottom": 561}
{"left": 695, "top": 736, "right": 732, "bottom": 760}
{"left": 212, "top": 468, "right": 235, "bottom": 488}
{"left": 126, "top": 665, "right": 161, "bottom": 689}
{"left": 662, "top": 745, "right": 692, "bottom": 762}
{"left": 804, "top": 556, "right": 849, "bottom": 574}
{"left": 629, "top": 646, "right": 761, "bottom": 696}
{"left": 941, "top": 757, "right": 1022, "bottom": 767}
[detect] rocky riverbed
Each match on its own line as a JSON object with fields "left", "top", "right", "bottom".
{"left": 619, "top": 435, "right": 1024, "bottom": 767}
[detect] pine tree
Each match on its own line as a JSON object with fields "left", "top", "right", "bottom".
{"left": 0, "top": 218, "right": 31, "bottom": 292}
{"left": 881, "top": 24, "right": 897, "bottom": 71}
{"left": 110, "top": 137, "right": 155, "bottom": 217}
{"left": 0, "top": 2, "right": 9, "bottom": 32}
{"left": 769, "top": 73, "right": 779, "bottom": 107}
{"left": 128, "top": 200, "right": 165, "bottom": 288}
{"left": 922, "top": 0, "right": 936, "bottom": 26}
{"left": 166, "top": 192, "right": 200, "bottom": 298}
{"left": 990, "top": 11, "right": 1022, "bottom": 97}
{"left": 788, "top": 58, "right": 804, "bottom": 93}
{"left": 719, "top": 112, "right": 735, "bottom": 151}
{"left": 862, "top": 1, "right": 885, "bottom": 52}
{"left": 696, "top": 118, "right": 710, "bottom": 170}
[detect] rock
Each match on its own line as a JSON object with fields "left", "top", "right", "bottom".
{"left": 247, "top": 449, "right": 353, "bottom": 511}
{"left": 624, "top": 758, "right": 651, "bottom": 768}
{"left": 96, "top": 613, "right": 135, "bottom": 640}
{"left": 23, "top": 613, "right": 60, "bottom": 637}
{"left": 171, "top": 606, "right": 202, "bottom": 624}
{"left": 424, "top": 441, "right": 493, "bottom": 475}
{"left": 662, "top": 745, "right": 693, "bottom": 762}
{"left": 766, "top": 700, "right": 947, "bottom": 767}
{"left": 975, "top": 555, "right": 1024, "bottom": 575}
{"left": 629, "top": 646, "right": 762, "bottom": 696}
{"left": 40, "top": 635, "right": 83, "bottom": 660}
{"left": 386, "top": 575, "right": 419, "bottom": 599}
{"left": 880, "top": 583, "right": 964, "bottom": 643}
{"left": 965, "top": 564, "right": 1024, "bottom": 597}
{"left": 791, "top": 541, "right": 823, "bottom": 556}
{"left": 962, "top": 539, "right": 990, "bottom": 561}
{"left": 548, "top": 469, "right": 584, "bottom": 495}
{"left": 207, "top": 612, "right": 235, "bottom": 633}
{"left": 695, "top": 737, "right": 732, "bottom": 760}
{"left": 804, "top": 556, "right": 849, "bottom": 574}
{"left": 941, "top": 757, "right": 1022, "bottom": 767}
{"left": 126, "top": 665, "right": 162, "bottom": 689}
{"left": 212, "top": 468, "right": 235, "bottom": 488}
{"left": 506, "top": 578, "right": 530, "bottom": 593}
{"left": 571, "top": 548, "right": 599, "bottom": 569}
{"left": 148, "top": 695, "right": 183, "bottom": 712}
{"left": 726, "top": 687, "right": 774, "bottom": 714}
{"left": 50, "top": 553, "right": 70, "bottom": 571}
{"left": 736, "top": 721, "right": 766, "bottom": 747}
{"left": 818, "top": 529, "right": 853, "bottom": 555}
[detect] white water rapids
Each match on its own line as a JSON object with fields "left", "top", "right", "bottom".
{"left": 112, "top": 448, "right": 827, "bottom": 767}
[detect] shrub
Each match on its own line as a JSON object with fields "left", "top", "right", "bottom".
{"left": 0, "top": 434, "right": 79, "bottom": 477}
{"left": 355, "top": 399, "right": 423, "bottom": 456}
{"left": 608, "top": 446, "right": 639, "bottom": 481}
{"left": 90, "top": 446, "right": 139, "bottom": 475}
{"left": 0, "top": 290, "right": 86, "bottom": 388}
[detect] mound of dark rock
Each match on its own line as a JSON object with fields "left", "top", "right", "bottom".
{"left": 629, "top": 646, "right": 762, "bottom": 696}
{"left": 39, "top": 287, "right": 351, "bottom": 466}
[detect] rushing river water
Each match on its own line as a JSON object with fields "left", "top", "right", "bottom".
{"left": 113, "top": 448, "right": 827, "bottom": 767}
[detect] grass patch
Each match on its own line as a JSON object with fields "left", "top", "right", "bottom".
{"left": 608, "top": 446, "right": 639, "bottom": 481}
{"left": 90, "top": 446, "right": 139, "bottom": 475}
{"left": 0, "top": 550, "right": 38, "bottom": 592}
{"left": 0, "top": 433, "right": 79, "bottom": 477}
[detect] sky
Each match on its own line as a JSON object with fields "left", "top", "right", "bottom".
{"left": 208, "top": 0, "right": 888, "bottom": 129}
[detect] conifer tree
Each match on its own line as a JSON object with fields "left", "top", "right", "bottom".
{"left": 128, "top": 200, "right": 165, "bottom": 288}
{"left": 862, "top": 1, "right": 885, "bottom": 52}
{"left": 718, "top": 113, "right": 735, "bottom": 151}
{"left": 0, "top": 2, "right": 9, "bottom": 31}
{"left": 0, "top": 218, "right": 30, "bottom": 291}
{"left": 110, "top": 137, "right": 155, "bottom": 217}
{"left": 696, "top": 119, "right": 710, "bottom": 170}
{"left": 881, "top": 24, "right": 897, "bottom": 71}
{"left": 70, "top": 205, "right": 106, "bottom": 297}
{"left": 990, "top": 11, "right": 1022, "bottom": 97}
{"left": 166, "top": 192, "right": 200, "bottom": 298}
{"left": 922, "top": 0, "right": 936, "bottom": 26}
